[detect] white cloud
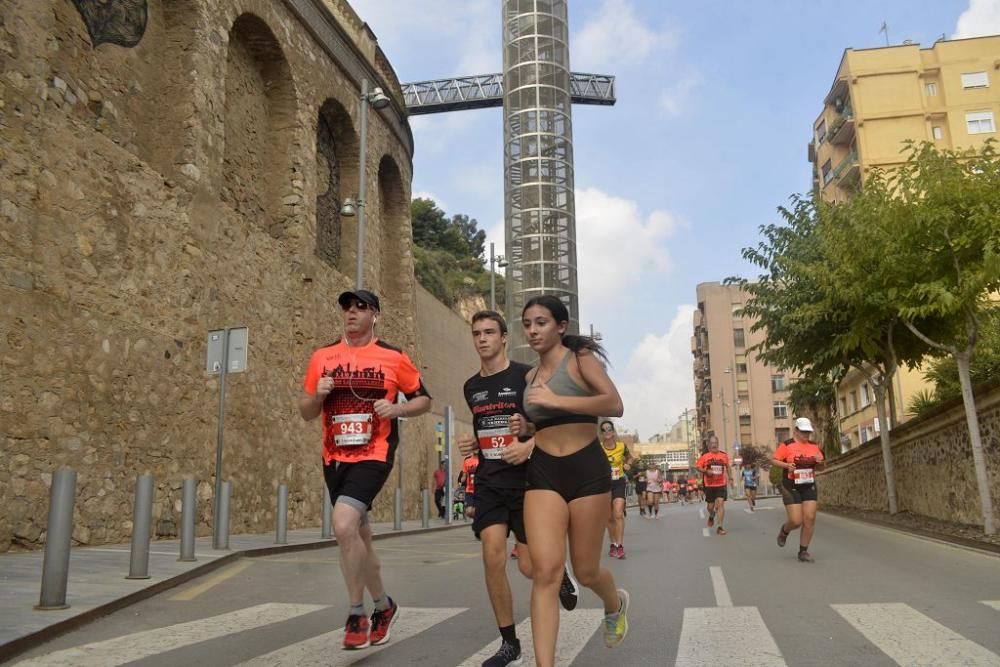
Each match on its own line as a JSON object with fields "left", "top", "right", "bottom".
{"left": 572, "top": 0, "right": 678, "bottom": 71}
{"left": 953, "top": 0, "right": 1000, "bottom": 38}
{"left": 411, "top": 190, "right": 447, "bottom": 211}
{"left": 615, "top": 305, "right": 697, "bottom": 440}
{"left": 575, "top": 187, "right": 684, "bottom": 321}
{"left": 658, "top": 72, "right": 702, "bottom": 116}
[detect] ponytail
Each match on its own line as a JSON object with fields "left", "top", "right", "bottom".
{"left": 522, "top": 294, "right": 609, "bottom": 362}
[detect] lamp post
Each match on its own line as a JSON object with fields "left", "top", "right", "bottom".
{"left": 724, "top": 364, "right": 740, "bottom": 450}
{"left": 339, "top": 79, "right": 390, "bottom": 289}
{"left": 489, "top": 242, "right": 507, "bottom": 311}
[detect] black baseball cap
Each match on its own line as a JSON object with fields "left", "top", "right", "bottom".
{"left": 337, "top": 289, "right": 381, "bottom": 311}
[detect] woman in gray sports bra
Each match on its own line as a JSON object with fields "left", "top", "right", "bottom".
{"left": 520, "top": 295, "right": 630, "bottom": 665}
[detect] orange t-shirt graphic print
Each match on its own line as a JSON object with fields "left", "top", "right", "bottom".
{"left": 303, "top": 339, "right": 425, "bottom": 465}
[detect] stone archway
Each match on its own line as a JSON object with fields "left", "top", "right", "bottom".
{"left": 377, "top": 155, "right": 410, "bottom": 298}
{"left": 315, "top": 98, "right": 359, "bottom": 269}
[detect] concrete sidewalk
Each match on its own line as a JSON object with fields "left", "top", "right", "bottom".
{"left": 0, "top": 517, "right": 468, "bottom": 662}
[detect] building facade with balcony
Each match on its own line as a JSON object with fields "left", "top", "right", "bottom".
{"left": 692, "top": 283, "right": 798, "bottom": 466}
{"left": 808, "top": 36, "right": 1000, "bottom": 448}
{"left": 809, "top": 35, "right": 1000, "bottom": 202}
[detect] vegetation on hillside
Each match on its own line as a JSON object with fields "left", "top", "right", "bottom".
{"left": 410, "top": 198, "right": 505, "bottom": 311}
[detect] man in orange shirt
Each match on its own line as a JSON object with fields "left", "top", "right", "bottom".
{"left": 773, "top": 417, "right": 825, "bottom": 562}
{"left": 299, "top": 289, "right": 431, "bottom": 649}
{"left": 460, "top": 452, "right": 479, "bottom": 519}
{"left": 696, "top": 435, "right": 732, "bottom": 535}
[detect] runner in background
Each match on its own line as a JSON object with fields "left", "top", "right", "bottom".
{"left": 742, "top": 462, "right": 759, "bottom": 511}
{"left": 644, "top": 463, "right": 662, "bottom": 519}
{"left": 600, "top": 420, "right": 632, "bottom": 559}
{"left": 635, "top": 469, "right": 648, "bottom": 517}
{"left": 696, "top": 435, "right": 732, "bottom": 535}
{"left": 774, "top": 417, "right": 825, "bottom": 562}
{"left": 461, "top": 452, "right": 479, "bottom": 519}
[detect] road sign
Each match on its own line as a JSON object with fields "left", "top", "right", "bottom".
{"left": 207, "top": 327, "right": 248, "bottom": 374}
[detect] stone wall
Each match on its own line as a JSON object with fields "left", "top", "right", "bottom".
{"left": 0, "top": 0, "right": 427, "bottom": 551}
{"left": 818, "top": 381, "right": 1000, "bottom": 527}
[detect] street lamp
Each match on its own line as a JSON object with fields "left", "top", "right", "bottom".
{"left": 724, "top": 364, "right": 740, "bottom": 450}
{"left": 339, "top": 79, "right": 391, "bottom": 289}
{"left": 489, "top": 242, "right": 507, "bottom": 311}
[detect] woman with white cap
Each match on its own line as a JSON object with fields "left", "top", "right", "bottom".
{"left": 772, "top": 417, "right": 825, "bottom": 562}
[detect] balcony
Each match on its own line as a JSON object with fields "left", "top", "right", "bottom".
{"left": 824, "top": 148, "right": 860, "bottom": 189}
{"left": 828, "top": 107, "right": 855, "bottom": 146}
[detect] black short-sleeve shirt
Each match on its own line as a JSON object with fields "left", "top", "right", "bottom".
{"left": 463, "top": 361, "right": 532, "bottom": 489}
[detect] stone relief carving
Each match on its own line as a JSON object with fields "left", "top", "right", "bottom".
{"left": 71, "top": 0, "right": 148, "bottom": 48}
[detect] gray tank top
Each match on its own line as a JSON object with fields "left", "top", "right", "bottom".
{"left": 524, "top": 350, "right": 599, "bottom": 430}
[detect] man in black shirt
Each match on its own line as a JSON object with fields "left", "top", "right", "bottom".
{"left": 458, "top": 310, "right": 577, "bottom": 667}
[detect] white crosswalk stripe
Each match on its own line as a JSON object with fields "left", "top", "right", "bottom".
{"left": 239, "top": 607, "right": 466, "bottom": 666}
{"left": 676, "top": 607, "right": 786, "bottom": 666}
{"left": 832, "top": 603, "right": 1000, "bottom": 666}
{"left": 14, "top": 603, "right": 326, "bottom": 666}
{"left": 457, "top": 608, "right": 604, "bottom": 666}
{"left": 982, "top": 600, "right": 1000, "bottom": 612}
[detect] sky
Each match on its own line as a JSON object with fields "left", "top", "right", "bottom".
{"left": 349, "top": 0, "right": 1000, "bottom": 440}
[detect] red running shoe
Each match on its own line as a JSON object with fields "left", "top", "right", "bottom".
{"left": 617, "top": 544, "right": 627, "bottom": 560}
{"left": 343, "top": 614, "right": 370, "bottom": 650}
{"left": 608, "top": 543, "right": 617, "bottom": 557}
{"left": 369, "top": 597, "right": 399, "bottom": 646}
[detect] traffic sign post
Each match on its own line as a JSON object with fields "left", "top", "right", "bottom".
{"left": 206, "top": 327, "right": 248, "bottom": 550}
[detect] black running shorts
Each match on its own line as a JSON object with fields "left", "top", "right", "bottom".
{"left": 323, "top": 459, "right": 391, "bottom": 510}
{"left": 704, "top": 486, "right": 728, "bottom": 503}
{"left": 781, "top": 477, "right": 818, "bottom": 505}
{"left": 526, "top": 438, "right": 611, "bottom": 502}
{"left": 472, "top": 483, "right": 527, "bottom": 544}
{"left": 635, "top": 482, "right": 647, "bottom": 494}
{"left": 611, "top": 478, "right": 627, "bottom": 500}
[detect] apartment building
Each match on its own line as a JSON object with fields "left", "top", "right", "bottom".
{"left": 809, "top": 35, "right": 1000, "bottom": 202}
{"left": 692, "top": 282, "right": 797, "bottom": 465}
{"left": 808, "top": 36, "right": 1000, "bottom": 449}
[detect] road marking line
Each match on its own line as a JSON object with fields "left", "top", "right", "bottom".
{"left": 981, "top": 600, "right": 1000, "bottom": 612}
{"left": 239, "top": 607, "right": 466, "bottom": 666}
{"left": 169, "top": 560, "right": 255, "bottom": 601}
{"left": 676, "top": 607, "right": 785, "bottom": 666}
{"left": 15, "top": 603, "right": 326, "bottom": 666}
{"left": 702, "top": 528, "right": 710, "bottom": 537}
{"left": 699, "top": 508, "right": 705, "bottom": 519}
{"left": 832, "top": 603, "right": 999, "bottom": 666}
{"left": 458, "top": 608, "right": 603, "bottom": 666}
{"left": 709, "top": 567, "right": 733, "bottom": 607}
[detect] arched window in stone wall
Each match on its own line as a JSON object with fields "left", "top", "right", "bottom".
{"left": 377, "top": 155, "right": 410, "bottom": 298}
{"left": 315, "top": 99, "right": 359, "bottom": 269}
{"left": 222, "top": 13, "right": 296, "bottom": 238}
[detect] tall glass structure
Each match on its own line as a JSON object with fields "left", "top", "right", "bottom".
{"left": 502, "top": 0, "right": 578, "bottom": 362}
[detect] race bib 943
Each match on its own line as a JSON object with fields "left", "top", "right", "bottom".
{"left": 793, "top": 468, "right": 815, "bottom": 485}
{"left": 332, "top": 413, "right": 373, "bottom": 447}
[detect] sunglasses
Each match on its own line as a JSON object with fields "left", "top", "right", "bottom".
{"left": 341, "top": 299, "right": 371, "bottom": 311}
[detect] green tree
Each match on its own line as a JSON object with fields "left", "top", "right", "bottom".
{"left": 787, "top": 373, "right": 840, "bottom": 456}
{"left": 869, "top": 141, "right": 1000, "bottom": 534}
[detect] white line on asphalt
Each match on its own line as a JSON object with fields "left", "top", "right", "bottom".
{"left": 832, "top": 603, "right": 999, "bottom": 666}
{"left": 702, "top": 528, "right": 710, "bottom": 537}
{"left": 239, "top": 607, "right": 466, "bottom": 666}
{"left": 15, "top": 603, "right": 326, "bottom": 666}
{"left": 982, "top": 600, "right": 1000, "bottom": 612}
{"left": 709, "top": 567, "right": 733, "bottom": 607}
{"left": 699, "top": 508, "right": 705, "bottom": 519}
{"left": 675, "top": 607, "right": 785, "bottom": 666}
{"left": 457, "top": 608, "right": 603, "bottom": 667}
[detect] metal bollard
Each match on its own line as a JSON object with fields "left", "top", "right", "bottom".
{"left": 421, "top": 488, "right": 430, "bottom": 528}
{"left": 321, "top": 486, "right": 332, "bottom": 539}
{"left": 126, "top": 474, "right": 154, "bottom": 579}
{"left": 217, "top": 480, "right": 231, "bottom": 550}
{"left": 179, "top": 478, "right": 196, "bottom": 562}
{"left": 275, "top": 484, "right": 288, "bottom": 545}
{"left": 393, "top": 488, "right": 402, "bottom": 531}
{"left": 36, "top": 468, "right": 77, "bottom": 610}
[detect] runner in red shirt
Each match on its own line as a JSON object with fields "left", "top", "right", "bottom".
{"left": 696, "top": 435, "right": 732, "bottom": 535}
{"left": 299, "top": 289, "right": 431, "bottom": 649}
{"left": 773, "top": 417, "right": 825, "bottom": 562}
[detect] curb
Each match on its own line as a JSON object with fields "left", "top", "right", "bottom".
{"left": 0, "top": 522, "right": 468, "bottom": 664}
{"left": 820, "top": 508, "right": 1000, "bottom": 558}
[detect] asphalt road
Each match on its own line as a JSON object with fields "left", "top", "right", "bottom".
{"left": 10, "top": 497, "right": 1000, "bottom": 666}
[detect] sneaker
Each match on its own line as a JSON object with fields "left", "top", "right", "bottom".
{"left": 716, "top": 526, "right": 727, "bottom": 536}
{"left": 798, "top": 550, "right": 814, "bottom": 563}
{"left": 608, "top": 543, "right": 617, "bottom": 558}
{"left": 617, "top": 544, "right": 627, "bottom": 560}
{"left": 483, "top": 639, "right": 522, "bottom": 667}
{"left": 343, "top": 614, "right": 370, "bottom": 650}
{"left": 369, "top": 597, "right": 399, "bottom": 646}
{"left": 559, "top": 568, "right": 579, "bottom": 611}
{"left": 777, "top": 526, "right": 788, "bottom": 548}
{"left": 602, "top": 589, "right": 630, "bottom": 648}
